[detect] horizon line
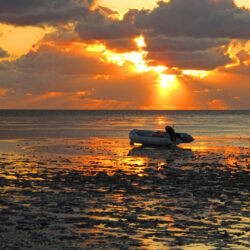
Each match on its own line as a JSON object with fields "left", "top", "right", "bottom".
{"left": 0, "top": 109, "right": 249, "bottom": 111}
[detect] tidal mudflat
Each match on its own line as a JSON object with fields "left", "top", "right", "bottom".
{"left": 0, "top": 138, "right": 249, "bottom": 249}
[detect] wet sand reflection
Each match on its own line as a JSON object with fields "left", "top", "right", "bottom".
{"left": 0, "top": 137, "right": 249, "bottom": 249}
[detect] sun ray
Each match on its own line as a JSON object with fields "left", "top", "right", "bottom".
{"left": 77, "top": 34, "right": 214, "bottom": 109}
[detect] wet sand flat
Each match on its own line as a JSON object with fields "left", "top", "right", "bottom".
{"left": 0, "top": 138, "right": 249, "bottom": 249}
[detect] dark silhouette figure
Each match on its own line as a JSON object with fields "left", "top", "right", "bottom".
{"left": 165, "top": 126, "right": 176, "bottom": 141}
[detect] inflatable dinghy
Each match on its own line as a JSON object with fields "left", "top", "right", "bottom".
{"left": 129, "top": 129, "right": 194, "bottom": 146}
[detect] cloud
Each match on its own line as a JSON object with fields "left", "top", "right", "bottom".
{"left": 15, "top": 44, "right": 121, "bottom": 76}
{"left": 208, "top": 99, "right": 228, "bottom": 109}
{"left": 192, "top": 88, "right": 210, "bottom": 94}
{"left": 76, "top": 20, "right": 138, "bottom": 41}
{"left": 184, "top": 69, "right": 250, "bottom": 109}
{"left": 147, "top": 47, "right": 233, "bottom": 70}
{"left": 0, "top": 47, "right": 8, "bottom": 57}
{"left": 0, "top": 0, "right": 250, "bottom": 109}
{"left": 0, "top": 42, "right": 121, "bottom": 96}
{"left": 0, "top": 64, "right": 153, "bottom": 108}
{"left": 233, "top": 96, "right": 240, "bottom": 100}
{"left": 219, "top": 49, "right": 250, "bottom": 75}
{"left": 76, "top": 97, "right": 129, "bottom": 109}
{"left": 0, "top": 39, "right": 154, "bottom": 109}
{"left": 75, "top": 9, "right": 139, "bottom": 41}
{"left": 41, "top": 27, "right": 80, "bottom": 45}
{"left": 146, "top": 36, "right": 230, "bottom": 52}
{"left": 135, "top": 0, "right": 250, "bottom": 39}
{"left": 97, "top": 5, "right": 120, "bottom": 17}
{"left": 0, "top": 0, "right": 94, "bottom": 26}
{"left": 74, "top": 0, "right": 249, "bottom": 70}
{"left": 144, "top": 36, "right": 232, "bottom": 69}
{"left": 20, "top": 91, "right": 129, "bottom": 110}
{"left": 102, "top": 38, "right": 138, "bottom": 52}
{"left": 226, "top": 64, "right": 250, "bottom": 75}
{"left": 1, "top": 0, "right": 250, "bottom": 41}
{"left": 0, "top": 88, "right": 7, "bottom": 96}
{"left": 236, "top": 49, "right": 250, "bottom": 63}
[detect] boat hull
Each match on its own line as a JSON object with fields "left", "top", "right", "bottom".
{"left": 129, "top": 129, "right": 194, "bottom": 146}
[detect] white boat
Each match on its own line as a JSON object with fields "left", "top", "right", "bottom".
{"left": 129, "top": 129, "right": 194, "bottom": 146}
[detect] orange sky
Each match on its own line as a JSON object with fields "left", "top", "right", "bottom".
{"left": 99, "top": 0, "right": 250, "bottom": 13}
{"left": 0, "top": 0, "right": 249, "bottom": 109}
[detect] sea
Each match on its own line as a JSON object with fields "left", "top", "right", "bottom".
{"left": 0, "top": 110, "right": 249, "bottom": 147}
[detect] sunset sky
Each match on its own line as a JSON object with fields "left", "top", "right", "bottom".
{"left": 0, "top": 0, "right": 250, "bottom": 109}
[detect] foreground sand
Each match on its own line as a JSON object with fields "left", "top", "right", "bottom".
{"left": 0, "top": 138, "right": 249, "bottom": 249}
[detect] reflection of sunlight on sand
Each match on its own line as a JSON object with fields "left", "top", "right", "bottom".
{"left": 125, "top": 199, "right": 188, "bottom": 249}
{"left": 78, "top": 227, "right": 105, "bottom": 249}
{"left": 0, "top": 135, "right": 249, "bottom": 249}
{"left": 0, "top": 144, "right": 47, "bottom": 184}
{"left": 183, "top": 244, "right": 211, "bottom": 250}
{"left": 185, "top": 136, "right": 250, "bottom": 148}
{"left": 181, "top": 143, "right": 249, "bottom": 169}
{"left": 94, "top": 194, "right": 186, "bottom": 250}
{"left": 75, "top": 155, "right": 148, "bottom": 176}
{"left": 5, "top": 136, "right": 250, "bottom": 178}
{"left": 22, "top": 137, "right": 150, "bottom": 176}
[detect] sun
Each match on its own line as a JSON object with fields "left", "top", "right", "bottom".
{"left": 159, "top": 74, "right": 176, "bottom": 89}
{"left": 134, "top": 35, "right": 147, "bottom": 48}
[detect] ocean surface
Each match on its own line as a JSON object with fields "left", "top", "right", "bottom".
{"left": 1, "top": 110, "right": 249, "bottom": 147}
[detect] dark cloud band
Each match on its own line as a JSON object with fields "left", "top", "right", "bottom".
{"left": 0, "top": 0, "right": 93, "bottom": 26}
{"left": 135, "top": 0, "right": 250, "bottom": 39}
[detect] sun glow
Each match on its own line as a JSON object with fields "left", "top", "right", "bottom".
{"left": 82, "top": 34, "right": 213, "bottom": 101}
{"left": 85, "top": 43, "right": 106, "bottom": 52}
{"left": 159, "top": 74, "right": 176, "bottom": 88}
{"left": 100, "top": 35, "right": 179, "bottom": 91}
{"left": 80, "top": 34, "right": 213, "bottom": 109}
{"left": 182, "top": 70, "right": 211, "bottom": 78}
{"left": 134, "top": 35, "right": 146, "bottom": 48}
{"left": 34, "top": 32, "right": 215, "bottom": 110}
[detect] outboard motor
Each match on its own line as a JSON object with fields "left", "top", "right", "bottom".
{"left": 179, "top": 133, "right": 194, "bottom": 143}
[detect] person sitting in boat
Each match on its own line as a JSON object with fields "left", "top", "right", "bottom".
{"left": 165, "top": 125, "right": 176, "bottom": 141}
